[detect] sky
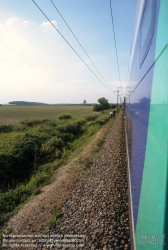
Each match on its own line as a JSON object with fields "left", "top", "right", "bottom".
{"left": 0, "top": 0, "right": 138, "bottom": 104}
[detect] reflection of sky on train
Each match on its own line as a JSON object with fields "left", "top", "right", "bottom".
{"left": 127, "top": 68, "right": 154, "bottom": 230}
{"left": 129, "top": 48, "right": 168, "bottom": 105}
{"left": 125, "top": 1, "right": 168, "bottom": 247}
{"left": 150, "top": 48, "right": 168, "bottom": 105}
{"left": 127, "top": 0, "right": 168, "bottom": 249}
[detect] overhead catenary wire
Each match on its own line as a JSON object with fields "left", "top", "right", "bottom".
{"left": 109, "top": 0, "right": 121, "bottom": 87}
{"left": 31, "top": 0, "right": 113, "bottom": 93}
{"left": 50, "top": 0, "right": 113, "bottom": 91}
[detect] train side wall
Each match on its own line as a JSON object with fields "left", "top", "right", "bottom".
{"left": 126, "top": 0, "right": 168, "bottom": 249}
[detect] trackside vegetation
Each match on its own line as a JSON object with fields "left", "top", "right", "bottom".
{"left": 58, "top": 113, "right": 72, "bottom": 120}
{"left": 0, "top": 111, "right": 111, "bottom": 228}
{"left": 93, "top": 97, "right": 117, "bottom": 111}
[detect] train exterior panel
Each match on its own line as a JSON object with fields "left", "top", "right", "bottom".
{"left": 126, "top": 0, "right": 168, "bottom": 249}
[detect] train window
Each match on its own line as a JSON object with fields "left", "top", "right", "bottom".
{"left": 139, "top": 0, "right": 156, "bottom": 66}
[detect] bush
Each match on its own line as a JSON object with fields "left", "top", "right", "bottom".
{"left": 110, "top": 104, "right": 117, "bottom": 109}
{"left": 58, "top": 113, "right": 72, "bottom": 120}
{"left": 27, "top": 172, "right": 49, "bottom": 189}
{"left": 42, "top": 137, "right": 64, "bottom": 160}
{"left": 85, "top": 115, "right": 98, "bottom": 121}
{"left": 0, "top": 124, "right": 13, "bottom": 133}
{"left": 13, "top": 124, "right": 28, "bottom": 132}
{"left": 87, "top": 124, "right": 100, "bottom": 136}
{"left": 93, "top": 104, "right": 102, "bottom": 112}
{"left": 58, "top": 132, "right": 75, "bottom": 144}
{"left": 21, "top": 119, "right": 49, "bottom": 127}
{"left": 0, "top": 170, "right": 51, "bottom": 226}
{"left": 93, "top": 97, "right": 111, "bottom": 111}
{"left": 37, "top": 126, "right": 57, "bottom": 137}
{"left": 0, "top": 133, "right": 47, "bottom": 190}
{"left": 0, "top": 185, "right": 32, "bottom": 218}
{"left": 86, "top": 121, "right": 93, "bottom": 127}
{"left": 96, "top": 115, "right": 110, "bottom": 126}
{"left": 57, "top": 121, "right": 83, "bottom": 139}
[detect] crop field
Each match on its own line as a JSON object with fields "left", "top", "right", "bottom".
{"left": 0, "top": 105, "right": 95, "bottom": 124}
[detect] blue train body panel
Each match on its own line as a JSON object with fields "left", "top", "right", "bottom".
{"left": 126, "top": 0, "right": 168, "bottom": 249}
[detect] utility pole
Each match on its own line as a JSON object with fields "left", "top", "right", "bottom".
{"left": 118, "top": 87, "right": 132, "bottom": 98}
{"left": 123, "top": 89, "right": 132, "bottom": 104}
{"left": 114, "top": 87, "right": 122, "bottom": 112}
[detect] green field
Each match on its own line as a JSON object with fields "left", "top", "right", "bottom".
{"left": 0, "top": 105, "right": 95, "bottom": 124}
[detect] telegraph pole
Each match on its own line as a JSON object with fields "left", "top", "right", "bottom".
{"left": 114, "top": 87, "right": 122, "bottom": 112}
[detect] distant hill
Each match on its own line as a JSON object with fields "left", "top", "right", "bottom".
{"left": 9, "top": 101, "right": 47, "bottom": 106}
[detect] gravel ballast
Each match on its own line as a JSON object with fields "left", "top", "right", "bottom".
{"left": 41, "top": 112, "right": 130, "bottom": 250}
